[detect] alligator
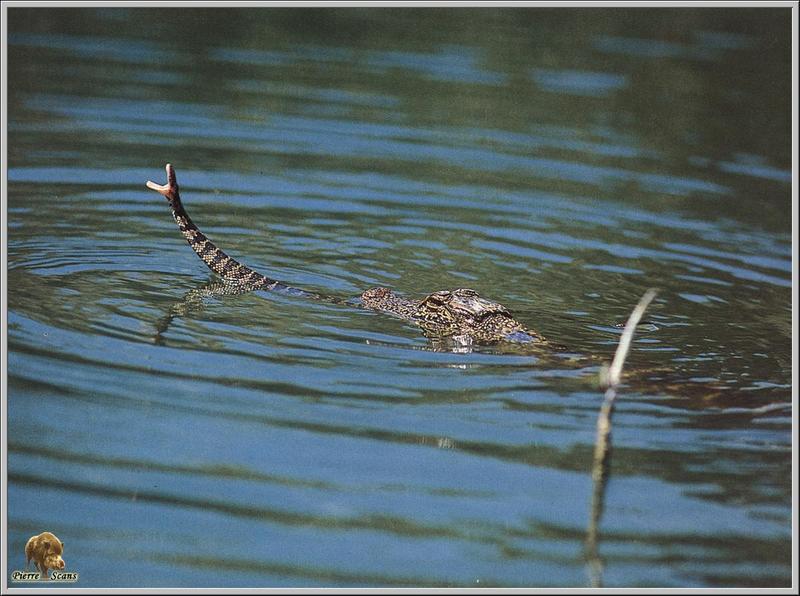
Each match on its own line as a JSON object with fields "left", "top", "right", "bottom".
{"left": 147, "top": 164, "right": 554, "bottom": 347}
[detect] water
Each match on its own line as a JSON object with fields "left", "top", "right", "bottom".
{"left": 5, "top": 7, "right": 793, "bottom": 588}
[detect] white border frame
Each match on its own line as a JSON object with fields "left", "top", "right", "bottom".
{"left": 1, "top": 1, "right": 797, "bottom": 594}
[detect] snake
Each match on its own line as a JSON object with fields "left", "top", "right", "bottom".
{"left": 148, "top": 163, "right": 554, "bottom": 346}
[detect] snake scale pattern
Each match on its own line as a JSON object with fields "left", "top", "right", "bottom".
{"left": 147, "top": 164, "right": 549, "bottom": 345}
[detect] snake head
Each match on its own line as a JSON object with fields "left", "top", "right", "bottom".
{"left": 146, "top": 163, "right": 179, "bottom": 202}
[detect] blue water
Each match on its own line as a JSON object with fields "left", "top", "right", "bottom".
{"left": 5, "top": 7, "right": 793, "bottom": 588}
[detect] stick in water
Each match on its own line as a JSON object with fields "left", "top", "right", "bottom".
{"left": 585, "top": 288, "right": 659, "bottom": 588}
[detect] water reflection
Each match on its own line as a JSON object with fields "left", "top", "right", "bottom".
{"left": 6, "top": 6, "right": 792, "bottom": 588}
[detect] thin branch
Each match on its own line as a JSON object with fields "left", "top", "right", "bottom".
{"left": 605, "top": 288, "right": 659, "bottom": 390}
{"left": 585, "top": 288, "right": 659, "bottom": 588}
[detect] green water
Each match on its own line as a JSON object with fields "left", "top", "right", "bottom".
{"left": 5, "top": 7, "right": 793, "bottom": 588}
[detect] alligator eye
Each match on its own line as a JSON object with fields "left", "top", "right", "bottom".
{"left": 454, "top": 288, "right": 478, "bottom": 297}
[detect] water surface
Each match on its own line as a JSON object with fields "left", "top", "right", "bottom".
{"left": 5, "top": 7, "right": 793, "bottom": 588}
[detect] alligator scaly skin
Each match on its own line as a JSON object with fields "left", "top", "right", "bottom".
{"left": 148, "top": 164, "right": 548, "bottom": 345}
